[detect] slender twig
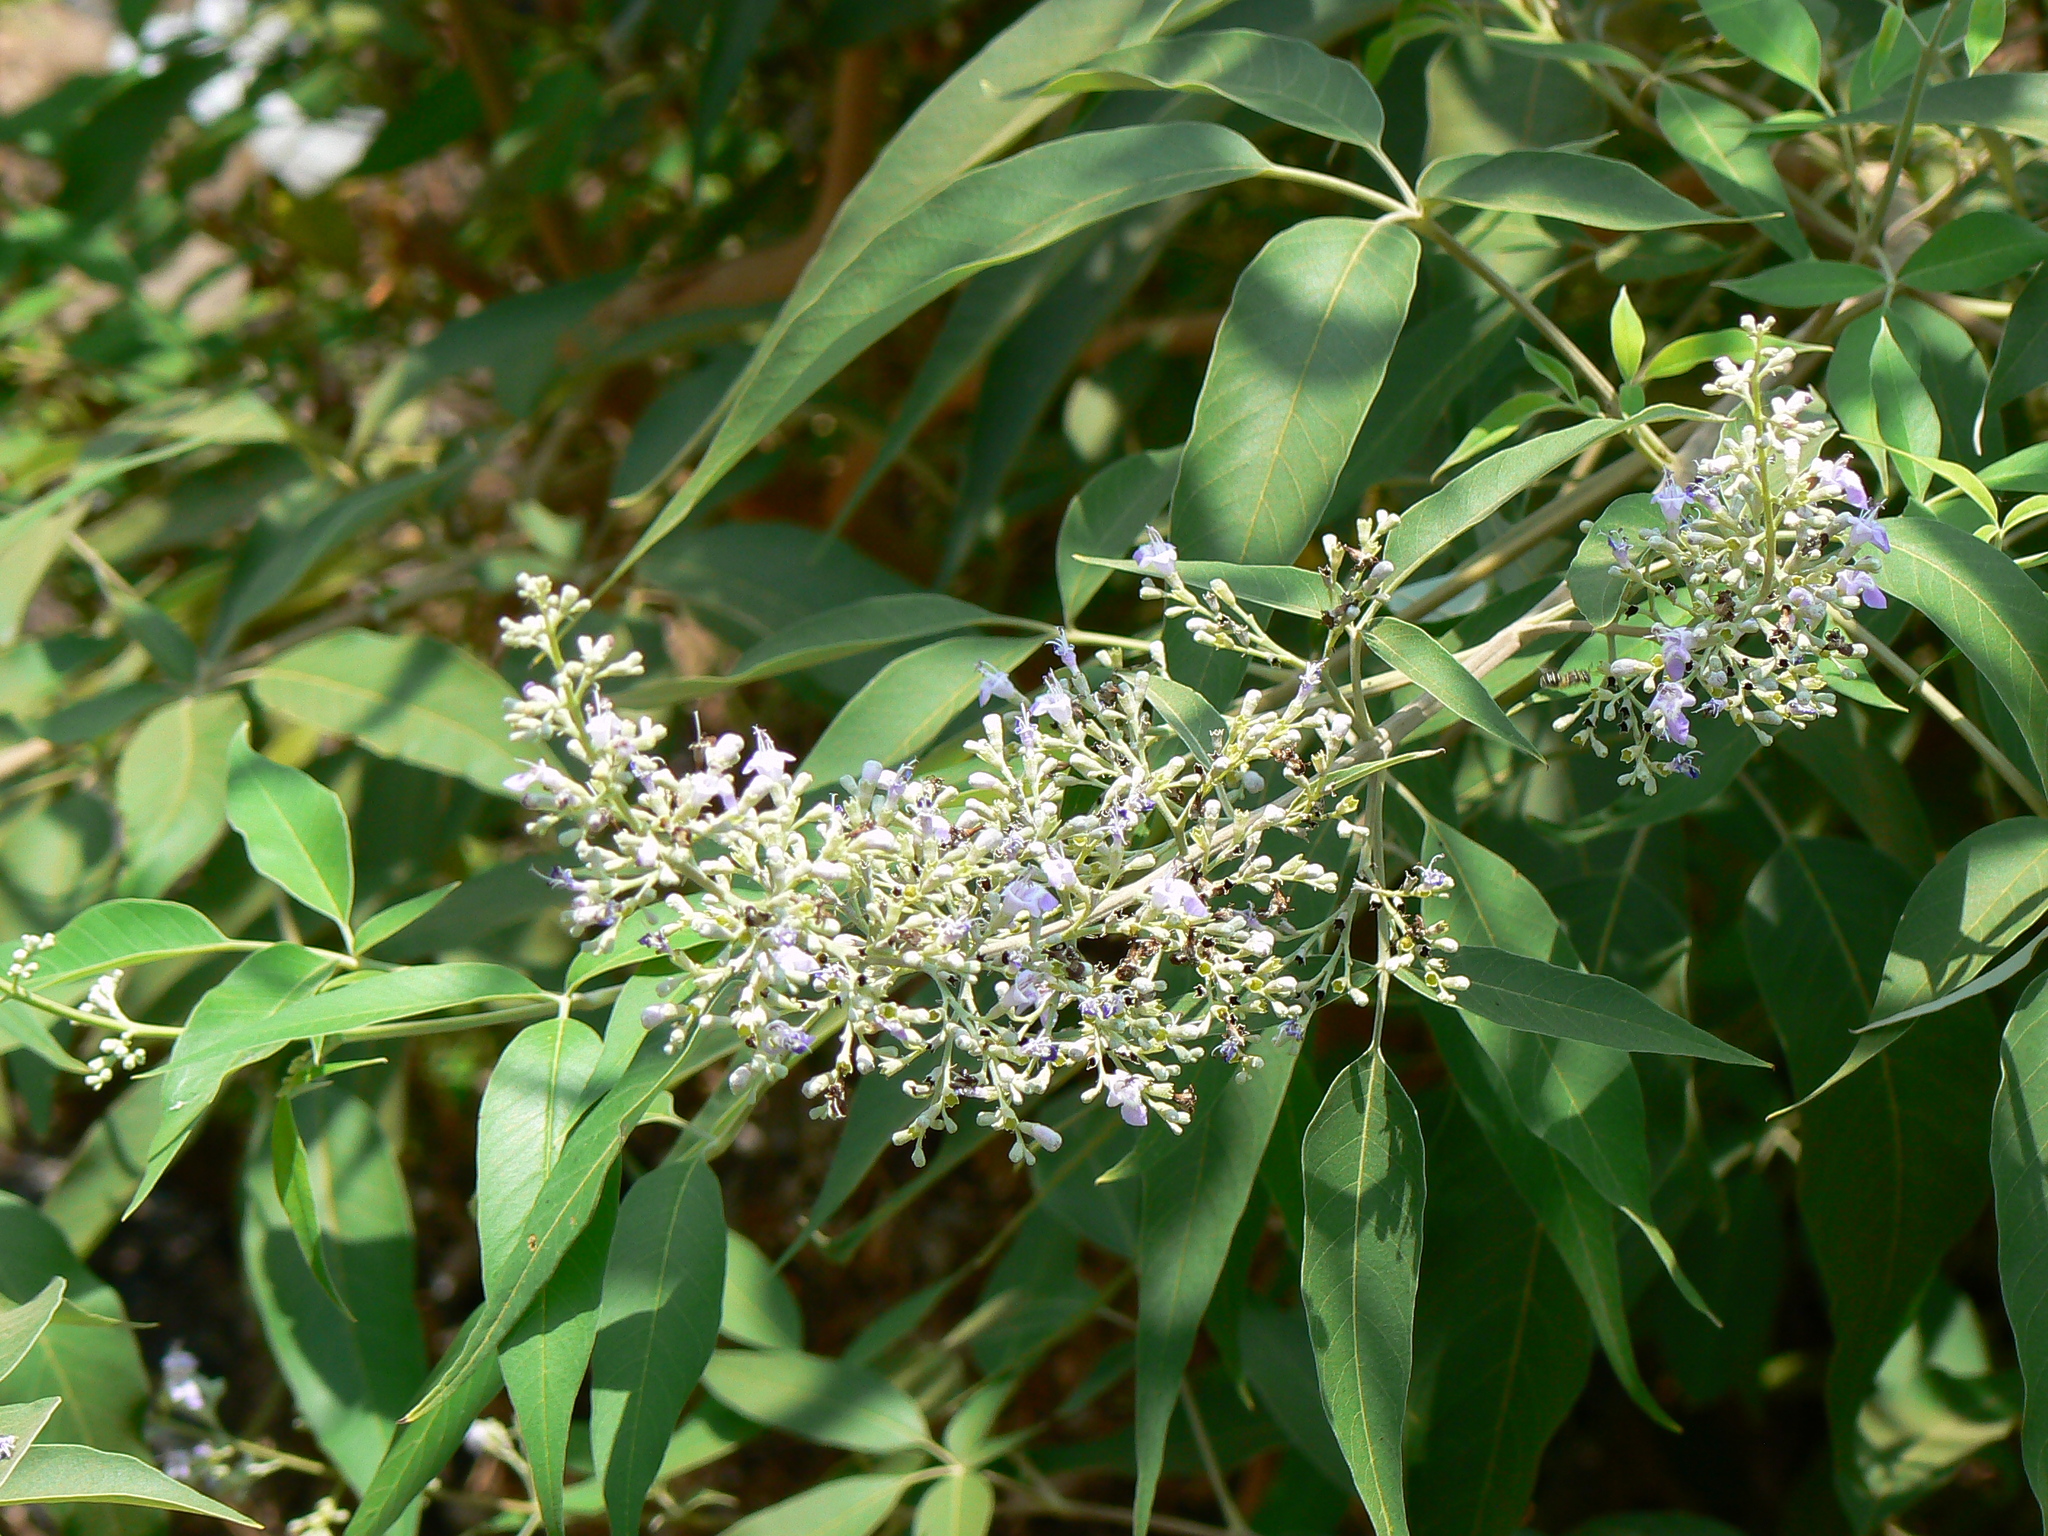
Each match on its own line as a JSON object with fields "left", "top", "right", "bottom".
{"left": 1177, "top": 1380, "right": 1251, "bottom": 1536}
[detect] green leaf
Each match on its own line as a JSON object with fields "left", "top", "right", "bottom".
{"left": 700, "top": 1348, "right": 931, "bottom": 1452}
{"left": 243, "top": 1088, "right": 427, "bottom": 1494}
{"left": 1718, "top": 259, "right": 1885, "bottom": 307}
{"left": 1300, "top": 1048, "right": 1422, "bottom": 1535}
{"left": 1700, "top": 0, "right": 1825, "bottom": 96}
{"left": 166, "top": 963, "right": 545, "bottom": 1111}
{"left": 0, "top": 1444, "right": 257, "bottom": 1525}
{"left": 1881, "top": 516, "right": 2048, "bottom": 784}
{"left": 252, "top": 629, "right": 526, "bottom": 797}
{"left": 1900, "top": 209, "right": 2048, "bottom": 294}
{"left": 346, "top": 1304, "right": 506, "bottom": 1536}
{"left": 226, "top": 726, "right": 355, "bottom": 930}
{"left": 613, "top": 349, "right": 752, "bottom": 503}
{"left": 1445, "top": 946, "right": 1765, "bottom": 1065}
{"left": 272, "top": 1095, "right": 353, "bottom": 1315}
{"left": 630, "top": 595, "right": 1004, "bottom": 707}
{"left": 1383, "top": 418, "right": 1629, "bottom": 582}
{"left": 0, "top": 1194, "right": 151, "bottom": 1467}
{"left": 1132, "top": 1033, "right": 1295, "bottom": 1534}
{"left": 592, "top": 1155, "right": 727, "bottom": 1536}
{"left": 1743, "top": 838, "right": 1998, "bottom": 1529}
{"left": 502, "top": 1175, "right": 616, "bottom": 1536}
{"left": 1870, "top": 319, "right": 1941, "bottom": 499}
{"left": 41, "top": 1080, "right": 159, "bottom": 1256}
{"left": 720, "top": 1473, "right": 916, "bottom": 1536}
{"left": 1568, "top": 494, "right": 1662, "bottom": 627}
{"left": 0, "top": 1279, "right": 65, "bottom": 1381}
{"left": 1870, "top": 817, "right": 2048, "bottom": 1027}
{"left": 352, "top": 888, "right": 457, "bottom": 955}
{"left": 1835, "top": 73, "right": 2048, "bottom": 144}
{"left": 1966, "top": 0, "right": 2007, "bottom": 73}
{"left": 477, "top": 1020, "right": 606, "bottom": 1297}
{"left": 1057, "top": 448, "right": 1180, "bottom": 624}
{"left": 1435, "top": 392, "right": 1571, "bottom": 477}
{"left": 1777, "top": 706, "right": 1935, "bottom": 874}
{"left": 1406, "top": 1096, "right": 1591, "bottom": 1535}
{"left": 912, "top": 1469, "right": 995, "bottom": 1536}
{"left": 1364, "top": 615, "right": 1536, "bottom": 759}
{"left": 1609, "top": 287, "right": 1644, "bottom": 377}
{"left": 1045, "top": 29, "right": 1385, "bottom": 148}
{"left": 800, "top": 633, "right": 1043, "bottom": 785}
{"left": 135, "top": 944, "right": 336, "bottom": 1215}
{"left": 617, "top": 122, "right": 1272, "bottom": 575}
{"left": 1423, "top": 150, "right": 1738, "bottom": 230}
{"left": 1992, "top": 974, "right": 2048, "bottom": 1513}
{"left": 1655, "top": 83, "right": 1808, "bottom": 258}
{"left": 722, "top": 1230, "right": 803, "bottom": 1350}
{"left": 113, "top": 691, "right": 247, "bottom": 898}
{"left": 1145, "top": 676, "right": 1227, "bottom": 768}
{"left": 1989, "top": 266, "right": 2048, "bottom": 411}
{"left": 1430, "top": 1008, "right": 1675, "bottom": 1430}
{"left": 1169, "top": 220, "right": 1417, "bottom": 567}
{"left": 0, "top": 1398, "right": 60, "bottom": 1495}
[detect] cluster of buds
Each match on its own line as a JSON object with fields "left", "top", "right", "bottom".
{"left": 1554, "top": 318, "right": 1885, "bottom": 791}
{"left": 500, "top": 569, "right": 1458, "bottom": 1161}
{"left": 150, "top": 1343, "right": 234, "bottom": 1487}
{"left": 79, "top": 970, "right": 146, "bottom": 1090}
{"left": 4, "top": 932, "right": 54, "bottom": 990}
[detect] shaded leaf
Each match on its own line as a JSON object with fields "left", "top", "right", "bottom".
{"left": 1424, "top": 151, "right": 1738, "bottom": 229}
{"left": 700, "top": 1348, "right": 930, "bottom": 1452}
{"left": 113, "top": 692, "right": 247, "bottom": 898}
{"left": 800, "top": 634, "right": 1043, "bottom": 785}
{"left": 1447, "top": 946, "right": 1765, "bottom": 1064}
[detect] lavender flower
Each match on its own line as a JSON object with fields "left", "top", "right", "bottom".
{"left": 1133, "top": 526, "right": 1178, "bottom": 577}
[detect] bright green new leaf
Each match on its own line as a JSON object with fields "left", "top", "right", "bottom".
{"left": 226, "top": 725, "right": 355, "bottom": 930}
{"left": 800, "top": 633, "right": 1043, "bottom": 785}
{"left": 912, "top": 1469, "right": 995, "bottom": 1536}
{"left": 352, "top": 887, "right": 457, "bottom": 955}
{"left": 253, "top": 629, "right": 526, "bottom": 796}
{"left": 1364, "top": 615, "right": 1536, "bottom": 759}
{"left": 1880, "top": 517, "right": 2048, "bottom": 785}
{"left": 592, "top": 1155, "right": 727, "bottom": 1536}
{"left": 113, "top": 691, "right": 247, "bottom": 898}
{"left": 1967, "top": 0, "right": 2008, "bottom": 72}
{"left": 1170, "top": 219, "right": 1418, "bottom": 567}
{"left": 700, "top": 1348, "right": 930, "bottom": 1452}
{"left": 1609, "top": 287, "right": 1644, "bottom": 377}
{"left": 0, "top": 1443, "right": 259, "bottom": 1524}
{"left": 1300, "top": 1048, "right": 1422, "bottom": 1535}
{"left": 1701, "top": 0, "right": 1825, "bottom": 96}
{"left": 1424, "top": 150, "right": 1740, "bottom": 230}
{"left": 1044, "top": 29, "right": 1385, "bottom": 149}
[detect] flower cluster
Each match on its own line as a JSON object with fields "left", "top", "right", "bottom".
{"left": 79, "top": 970, "right": 147, "bottom": 1091}
{"left": 499, "top": 571, "right": 1458, "bottom": 1160}
{"left": 150, "top": 1343, "right": 234, "bottom": 1487}
{"left": 1554, "top": 317, "right": 1885, "bottom": 791}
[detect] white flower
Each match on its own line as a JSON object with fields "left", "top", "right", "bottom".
{"left": 1104, "top": 1071, "right": 1150, "bottom": 1127}
{"left": 1133, "top": 527, "right": 1178, "bottom": 576}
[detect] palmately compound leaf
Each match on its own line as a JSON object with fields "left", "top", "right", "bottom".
{"left": 1301, "top": 1048, "right": 1423, "bottom": 1535}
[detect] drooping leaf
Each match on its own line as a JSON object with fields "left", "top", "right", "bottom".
{"left": 800, "top": 634, "right": 1043, "bottom": 785}
{"left": 1300, "top": 1047, "right": 1423, "bottom": 1535}
{"left": 1880, "top": 517, "right": 2048, "bottom": 784}
{"left": 1170, "top": 219, "right": 1418, "bottom": 567}
{"left": 1045, "top": 29, "right": 1385, "bottom": 149}
{"left": 477, "top": 1019, "right": 606, "bottom": 1297}
{"left": 0, "top": 1398, "right": 59, "bottom": 1496}
{"left": 347, "top": 1305, "right": 507, "bottom": 1536}
{"left": 1743, "top": 837, "right": 1999, "bottom": 1529}
{"left": 700, "top": 1348, "right": 931, "bottom": 1452}
{"left": 113, "top": 691, "right": 247, "bottom": 898}
{"left": 252, "top": 629, "right": 526, "bottom": 796}
{"left": 1870, "top": 817, "right": 2048, "bottom": 1027}
{"left": 617, "top": 122, "right": 1272, "bottom": 573}
{"left": 0, "top": 1280, "right": 66, "bottom": 1382}
{"left": 0, "top": 1444, "right": 258, "bottom": 1525}
{"left": 1364, "top": 615, "right": 1536, "bottom": 759}
{"left": 1423, "top": 151, "right": 1739, "bottom": 230}
{"left": 242, "top": 1087, "right": 427, "bottom": 1494}
{"left": 591, "top": 1155, "right": 727, "bottom": 1536}
{"left": 225, "top": 725, "right": 355, "bottom": 930}
{"left": 1131, "top": 1032, "right": 1295, "bottom": 1533}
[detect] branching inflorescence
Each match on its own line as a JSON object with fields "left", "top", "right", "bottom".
{"left": 1556, "top": 317, "right": 1888, "bottom": 790}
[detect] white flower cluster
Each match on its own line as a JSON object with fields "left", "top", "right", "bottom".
{"left": 1555, "top": 318, "right": 1886, "bottom": 791}
{"left": 79, "top": 970, "right": 147, "bottom": 1091}
{"left": 499, "top": 568, "right": 1459, "bottom": 1161}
